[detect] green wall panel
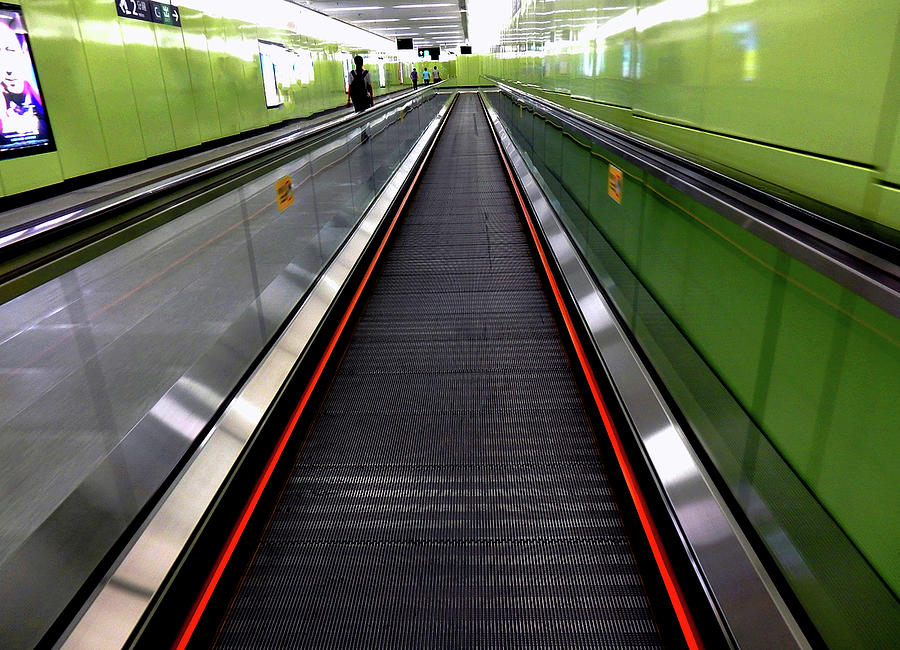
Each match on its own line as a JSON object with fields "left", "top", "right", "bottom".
{"left": 20, "top": 0, "right": 106, "bottom": 181}
{"left": 237, "top": 23, "right": 267, "bottom": 132}
{"left": 455, "top": 55, "right": 483, "bottom": 86}
{"left": 816, "top": 303, "right": 900, "bottom": 593}
{"left": 311, "top": 59, "right": 329, "bottom": 115}
{"left": 871, "top": 185, "right": 900, "bottom": 231}
{"left": 633, "top": 1, "right": 707, "bottom": 127}
{"left": 0, "top": 151, "right": 63, "bottom": 194}
{"left": 573, "top": 113, "right": 900, "bottom": 594}
{"left": 180, "top": 8, "right": 221, "bottom": 143}
{"left": 630, "top": 115, "right": 705, "bottom": 163}
{"left": 488, "top": 0, "right": 900, "bottom": 228}
{"left": 759, "top": 255, "right": 900, "bottom": 594}
{"left": 569, "top": 97, "right": 633, "bottom": 132}
{"left": 698, "top": 128, "right": 872, "bottom": 215}
{"left": 560, "top": 132, "right": 591, "bottom": 212}
{"left": 595, "top": 2, "right": 635, "bottom": 110}
{"left": 205, "top": 15, "right": 240, "bottom": 137}
{"left": 704, "top": 0, "right": 896, "bottom": 165}
{"left": 532, "top": 116, "right": 546, "bottom": 167}
{"left": 587, "top": 148, "right": 644, "bottom": 269}
{"left": 639, "top": 177, "right": 781, "bottom": 410}
{"left": 760, "top": 254, "right": 846, "bottom": 470}
{"left": 884, "top": 116, "right": 900, "bottom": 186}
{"left": 227, "top": 20, "right": 255, "bottom": 133}
{"left": 324, "top": 60, "right": 346, "bottom": 110}
{"left": 118, "top": 17, "right": 176, "bottom": 157}
{"left": 72, "top": 0, "right": 146, "bottom": 167}
{"left": 543, "top": 121, "right": 563, "bottom": 182}
{"left": 153, "top": 22, "right": 201, "bottom": 150}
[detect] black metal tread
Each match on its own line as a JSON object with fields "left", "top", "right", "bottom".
{"left": 214, "top": 94, "right": 663, "bottom": 649}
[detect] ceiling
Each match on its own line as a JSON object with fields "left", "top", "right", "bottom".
{"left": 295, "top": 0, "right": 468, "bottom": 50}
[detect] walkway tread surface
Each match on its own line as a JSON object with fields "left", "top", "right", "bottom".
{"left": 215, "top": 94, "right": 663, "bottom": 649}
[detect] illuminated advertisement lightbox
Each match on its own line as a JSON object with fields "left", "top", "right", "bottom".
{"left": 259, "top": 40, "right": 316, "bottom": 110}
{"left": 0, "top": 3, "right": 54, "bottom": 160}
{"left": 259, "top": 40, "right": 283, "bottom": 108}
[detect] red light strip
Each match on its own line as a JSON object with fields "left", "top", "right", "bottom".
{"left": 173, "top": 100, "right": 455, "bottom": 650}
{"left": 483, "top": 98, "right": 703, "bottom": 650}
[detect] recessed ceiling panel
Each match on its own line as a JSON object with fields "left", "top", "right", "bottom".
{"left": 297, "top": 0, "right": 467, "bottom": 49}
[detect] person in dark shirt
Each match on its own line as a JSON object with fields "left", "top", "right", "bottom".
{"left": 410, "top": 66, "right": 418, "bottom": 90}
{"left": 346, "top": 55, "right": 374, "bottom": 113}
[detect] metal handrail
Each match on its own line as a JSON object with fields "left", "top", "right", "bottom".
{"left": 492, "top": 81, "right": 900, "bottom": 318}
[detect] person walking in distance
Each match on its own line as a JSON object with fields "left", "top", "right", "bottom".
{"left": 433, "top": 66, "right": 441, "bottom": 82}
{"left": 410, "top": 66, "right": 418, "bottom": 90}
{"left": 346, "top": 55, "right": 374, "bottom": 113}
{"left": 422, "top": 66, "right": 430, "bottom": 85}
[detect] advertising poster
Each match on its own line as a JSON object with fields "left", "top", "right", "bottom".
{"left": 0, "top": 3, "right": 54, "bottom": 159}
{"left": 259, "top": 40, "right": 283, "bottom": 108}
{"left": 259, "top": 41, "right": 316, "bottom": 109}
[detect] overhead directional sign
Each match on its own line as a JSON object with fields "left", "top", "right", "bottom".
{"left": 115, "top": 1, "right": 182, "bottom": 27}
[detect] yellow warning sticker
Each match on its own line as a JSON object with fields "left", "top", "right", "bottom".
{"left": 607, "top": 165, "right": 623, "bottom": 204}
{"left": 276, "top": 176, "right": 294, "bottom": 211}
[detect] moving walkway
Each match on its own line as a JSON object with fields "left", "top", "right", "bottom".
{"left": 0, "top": 87, "right": 896, "bottom": 648}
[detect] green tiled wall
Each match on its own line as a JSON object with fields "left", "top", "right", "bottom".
{"left": 2, "top": 1, "right": 433, "bottom": 198}
{"left": 484, "top": 0, "right": 900, "bottom": 230}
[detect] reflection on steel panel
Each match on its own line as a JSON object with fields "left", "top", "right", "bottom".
{"left": 60, "top": 93, "right": 456, "bottom": 650}
{"left": 0, "top": 92, "right": 444, "bottom": 648}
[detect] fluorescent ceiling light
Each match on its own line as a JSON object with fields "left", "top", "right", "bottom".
{"left": 394, "top": 3, "right": 455, "bottom": 7}
{"left": 355, "top": 18, "right": 401, "bottom": 22}
{"left": 178, "top": 0, "right": 394, "bottom": 51}
{"left": 409, "top": 16, "right": 455, "bottom": 20}
{"left": 327, "top": 5, "right": 384, "bottom": 10}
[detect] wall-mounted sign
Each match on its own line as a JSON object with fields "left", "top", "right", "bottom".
{"left": 275, "top": 176, "right": 293, "bottom": 211}
{"left": 607, "top": 164, "right": 623, "bottom": 204}
{"left": 0, "top": 3, "right": 55, "bottom": 160}
{"left": 115, "top": 1, "right": 181, "bottom": 27}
